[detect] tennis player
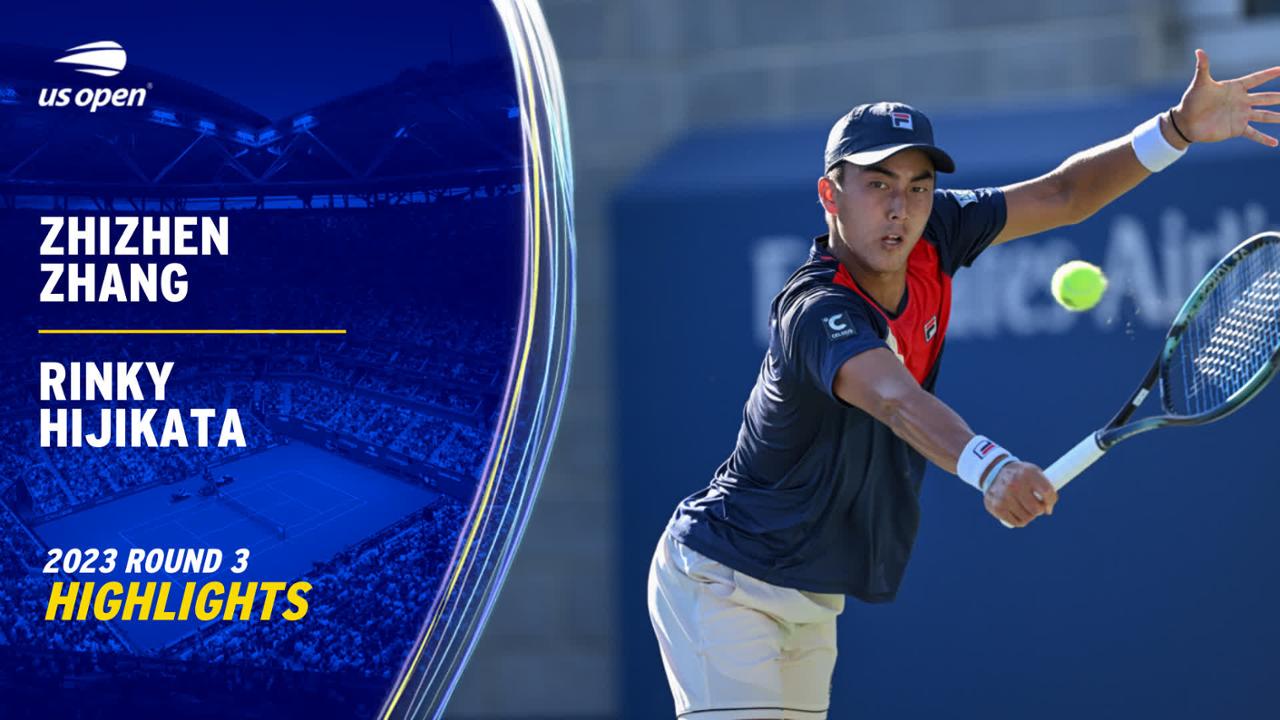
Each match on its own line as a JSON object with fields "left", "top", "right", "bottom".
{"left": 648, "top": 50, "right": 1280, "bottom": 720}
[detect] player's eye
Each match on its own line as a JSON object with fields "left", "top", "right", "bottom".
{"left": 869, "top": 180, "right": 888, "bottom": 189}
{"left": 911, "top": 186, "right": 929, "bottom": 193}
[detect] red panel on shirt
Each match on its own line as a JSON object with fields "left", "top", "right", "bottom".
{"left": 831, "top": 240, "right": 951, "bottom": 385}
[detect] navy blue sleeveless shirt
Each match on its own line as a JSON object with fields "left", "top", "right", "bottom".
{"left": 669, "top": 188, "right": 1007, "bottom": 602}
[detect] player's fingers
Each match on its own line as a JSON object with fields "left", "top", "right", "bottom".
{"left": 1239, "top": 65, "right": 1280, "bottom": 90}
{"left": 1250, "top": 109, "right": 1280, "bottom": 124}
{"left": 1002, "top": 505, "right": 1027, "bottom": 527}
{"left": 1193, "top": 48, "right": 1211, "bottom": 84}
{"left": 1244, "top": 125, "right": 1279, "bottom": 147}
{"left": 990, "top": 493, "right": 1025, "bottom": 526}
{"left": 1030, "top": 476, "right": 1058, "bottom": 515}
{"left": 1028, "top": 489, "right": 1054, "bottom": 517}
{"left": 1248, "top": 91, "right": 1280, "bottom": 106}
{"left": 1011, "top": 489, "right": 1042, "bottom": 522}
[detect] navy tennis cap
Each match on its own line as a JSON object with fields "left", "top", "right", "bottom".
{"left": 824, "top": 102, "right": 956, "bottom": 174}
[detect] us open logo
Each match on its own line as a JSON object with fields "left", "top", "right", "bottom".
{"left": 39, "top": 41, "right": 148, "bottom": 112}
{"left": 57, "top": 40, "right": 127, "bottom": 76}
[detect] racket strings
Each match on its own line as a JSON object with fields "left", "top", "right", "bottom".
{"left": 1168, "top": 242, "right": 1280, "bottom": 416}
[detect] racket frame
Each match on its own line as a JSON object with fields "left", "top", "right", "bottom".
{"left": 1035, "top": 232, "right": 1280, "bottom": 499}
{"left": 1099, "top": 232, "right": 1280, "bottom": 449}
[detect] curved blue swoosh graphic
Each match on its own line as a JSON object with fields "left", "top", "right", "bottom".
{"left": 379, "top": 1, "right": 575, "bottom": 718}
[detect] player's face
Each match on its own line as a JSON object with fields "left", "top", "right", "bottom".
{"left": 823, "top": 149, "right": 935, "bottom": 275}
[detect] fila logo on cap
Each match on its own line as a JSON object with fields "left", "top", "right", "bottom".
{"left": 890, "top": 112, "right": 913, "bottom": 130}
{"left": 56, "top": 41, "right": 127, "bottom": 77}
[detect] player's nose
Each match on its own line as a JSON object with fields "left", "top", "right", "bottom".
{"left": 887, "top": 195, "right": 906, "bottom": 221}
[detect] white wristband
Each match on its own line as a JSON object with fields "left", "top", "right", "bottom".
{"left": 957, "top": 435, "right": 1010, "bottom": 492}
{"left": 1130, "top": 114, "right": 1185, "bottom": 172}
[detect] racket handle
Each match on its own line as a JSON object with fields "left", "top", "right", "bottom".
{"left": 1042, "top": 431, "right": 1105, "bottom": 491}
{"left": 999, "top": 432, "right": 1105, "bottom": 528}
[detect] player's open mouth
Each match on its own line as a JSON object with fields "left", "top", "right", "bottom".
{"left": 881, "top": 234, "right": 903, "bottom": 247}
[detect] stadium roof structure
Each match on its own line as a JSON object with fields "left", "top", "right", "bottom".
{"left": 0, "top": 44, "right": 522, "bottom": 208}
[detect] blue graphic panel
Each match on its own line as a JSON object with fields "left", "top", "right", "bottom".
{"left": 0, "top": 3, "right": 576, "bottom": 718}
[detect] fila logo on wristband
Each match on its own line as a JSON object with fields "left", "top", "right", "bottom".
{"left": 958, "top": 435, "right": 1011, "bottom": 492}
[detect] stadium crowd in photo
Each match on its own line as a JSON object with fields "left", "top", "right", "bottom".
{"left": 0, "top": 40, "right": 524, "bottom": 715}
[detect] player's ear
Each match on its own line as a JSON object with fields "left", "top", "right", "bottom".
{"left": 817, "top": 175, "right": 839, "bottom": 214}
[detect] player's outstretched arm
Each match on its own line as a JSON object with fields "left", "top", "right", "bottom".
{"left": 991, "top": 49, "right": 1280, "bottom": 246}
{"left": 833, "top": 348, "right": 1057, "bottom": 527}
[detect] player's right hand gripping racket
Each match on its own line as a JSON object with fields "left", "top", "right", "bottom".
{"left": 1043, "top": 231, "right": 1280, "bottom": 494}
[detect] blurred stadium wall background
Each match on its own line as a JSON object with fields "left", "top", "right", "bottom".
{"left": 448, "top": 2, "right": 1280, "bottom": 718}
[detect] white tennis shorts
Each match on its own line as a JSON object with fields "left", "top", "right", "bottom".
{"left": 647, "top": 531, "right": 844, "bottom": 720}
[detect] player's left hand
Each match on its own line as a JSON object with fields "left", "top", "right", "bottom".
{"left": 1173, "top": 49, "right": 1280, "bottom": 147}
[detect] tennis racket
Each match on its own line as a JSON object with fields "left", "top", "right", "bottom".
{"left": 998, "top": 232, "right": 1280, "bottom": 527}
{"left": 1046, "top": 230, "right": 1280, "bottom": 491}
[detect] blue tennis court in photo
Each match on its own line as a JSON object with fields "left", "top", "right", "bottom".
{"left": 34, "top": 441, "right": 438, "bottom": 652}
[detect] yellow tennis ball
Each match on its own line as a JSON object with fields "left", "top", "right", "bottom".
{"left": 1051, "top": 260, "right": 1108, "bottom": 311}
